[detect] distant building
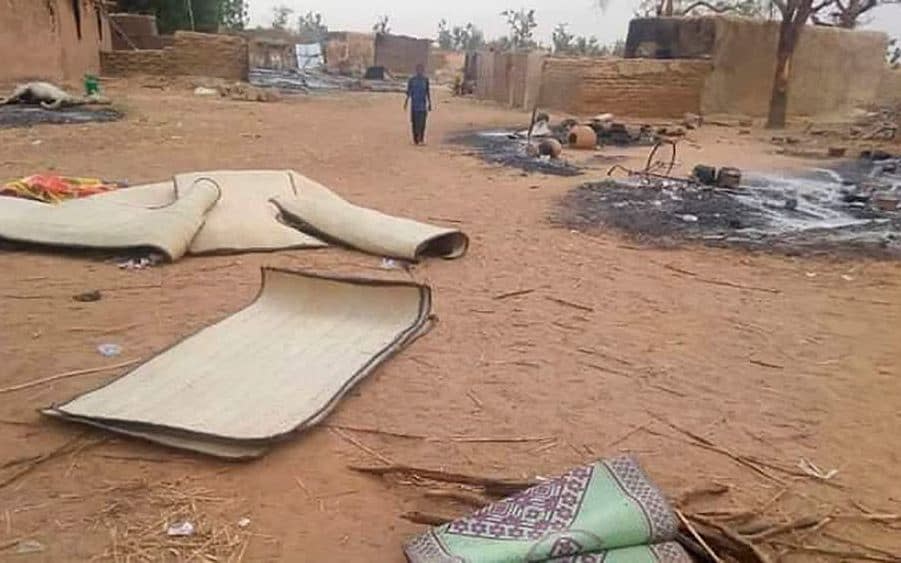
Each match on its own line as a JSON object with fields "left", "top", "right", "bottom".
{"left": 1, "top": 0, "right": 112, "bottom": 84}
{"left": 324, "top": 32, "right": 376, "bottom": 75}
{"left": 374, "top": 33, "right": 431, "bottom": 76}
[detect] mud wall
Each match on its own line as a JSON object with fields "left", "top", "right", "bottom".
{"left": 249, "top": 40, "right": 296, "bottom": 71}
{"left": 539, "top": 57, "right": 711, "bottom": 118}
{"left": 475, "top": 50, "right": 496, "bottom": 99}
{"left": 0, "top": 0, "right": 110, "bottom": 84}
{"left": 58, "top": 0, "right": 110, "bottom": 81}
{"left": 877, "top": 69, "right": 901, "bottom": 106}
{"left": 507, "top": 53, "right": 530, "bottom": 107}
{"left": 109, "top": 13, "right": 162, "bottom": 50}
{"left": 101, "top": 32, "right": 248, "bottom": 80}
{"left": 492, "top": 52, "right": 511, "bottom": 104}
{"left": 472, "top": 50, "right": 546, "bottom": 109}
{"left": 324, "top": 32, "right": 374, "bottom": 74}
{"left": 429, "top": 50, "right": 465, "bottom": 74}
{"left": 699, "top": 17, "right": 888, "bottom": 117}
{"left": 0, "top": 0, "right": 60, "bottom": 83}
{"left": 374, "top": 34, "right": 431, "bottom": 75}
{"left": 625, "top": 17, "right": 717, "bottom": 58}
{"left": 100, "top": 49, "right": 169, "bottom": 76}
{"left": 170, "top": 32, "right": 248, "bottom": 80}
{"left": 523, "top": 52, "right": 546, "bottom": 110}
{"left": 429, "top": 49, "right": 465, "bottom": 83}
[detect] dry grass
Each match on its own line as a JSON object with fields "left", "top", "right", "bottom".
{"left": 88, "top": 478, "right": 252, "bottom": 563}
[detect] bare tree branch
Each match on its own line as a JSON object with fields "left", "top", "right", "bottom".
{"left": 679, "top": 1, "right": 736, "bottom": 14}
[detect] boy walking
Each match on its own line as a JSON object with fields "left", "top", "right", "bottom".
{"left": 404, "top": 64, "right": 431, "bottom": 145}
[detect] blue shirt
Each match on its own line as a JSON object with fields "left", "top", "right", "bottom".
{"left": 407, "top": 75, "right": 430, "bottom": 112}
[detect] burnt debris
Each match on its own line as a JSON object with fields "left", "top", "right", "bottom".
{"left": 556, "top": 156, "right": 901, "bottom": 258}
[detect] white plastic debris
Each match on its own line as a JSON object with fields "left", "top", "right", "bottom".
{"left": 681, "top": 214, "right": 699, "bottom": 223}
{"left": 97, "top": 343, "right": 122, "bottom": 357}
{"left": 380, "top": 258, "right": 400, "bottom": 270}
{"left": 117, "top": 253, "right": 164, "bottom": 270}
{"left": 166, "top": 521, "right": 196, "bottom": 537}
{"left": 194, "top": 86, "right": 218, "bottom": 96}
{"left": 16, "top": 540, "right": 45, "bottom": 554}
{"left": 237, "top": 517, "right": 251, "bottom": 528}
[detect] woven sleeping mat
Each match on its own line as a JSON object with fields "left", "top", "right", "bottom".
{"left": 43, "top": 268, "right": 432, "bottom": 459}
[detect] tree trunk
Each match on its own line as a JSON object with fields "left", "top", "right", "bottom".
{"left": 767, "top": 19, "right": 798, "bottom": 128}
{"left": 186, "top": 0, "right": 195, "bottom": 31}
{"left": 660, "top": 0, "right": 675, "bottom": 16}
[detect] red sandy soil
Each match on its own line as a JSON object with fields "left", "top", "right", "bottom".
{"left": 0, "top": 81, "right": 899, "bottom": 562}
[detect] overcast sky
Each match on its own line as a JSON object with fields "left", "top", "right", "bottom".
{"left": 247, "top": 0, "right": 900, "bottom": 46}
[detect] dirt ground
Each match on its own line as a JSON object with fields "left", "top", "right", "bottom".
{"left": 0, "top": 81, "right": 899, "bottom": 562}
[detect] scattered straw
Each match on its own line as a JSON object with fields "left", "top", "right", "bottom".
{"left": 90, "top": 478, "right": 252, "bottom": 562}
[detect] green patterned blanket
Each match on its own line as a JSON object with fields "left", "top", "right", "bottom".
{"left": 404, "top": 456, "right": 691, "bottom": 563}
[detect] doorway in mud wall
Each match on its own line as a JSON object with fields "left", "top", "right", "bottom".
{"left": 72, "top": 0, "right": 82, "bottom": 40}
{"left": 96, "top": 4, "right": 103, "bottom": 40}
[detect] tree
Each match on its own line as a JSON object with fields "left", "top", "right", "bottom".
{"left": 573, "top": 35, "right": 603, "bottom": 55}
{"left": 439, "top": 19, "right": 485, "bottom": 50}
{"left": 271, "top": 5, "right": 293, "bottom": 30}
{"left": 552, "top": 23, "right": 575, "bottom": 53}
{"left": 767, "top": 0, "right": 832, "bottom": 128}
{"left": 603, "top": 39, "right": 626, "bottom": 56}
{"left": 373, "top": 15, "right": 391, "bottom": 34}
{"left": 635, "top": 0, "right": 772, "bottom": 16}
{"left": 453, "top": 23, "right": 486, "bottom": 50}
{"left": 219, "top": 0, "right": 248, "bottom": 30}
{"left": 552, "top": 23, "right": 608, "bottom": 56}
{"left": 438, "top": 19, "right": 454, "bottom": 49}
{"left": 500, "top": 8, "right": 538, "bottom": 49}
{"left": 116, "top": 0, "right": 222, "bottom": 33}
{"left": 488, "top": 36, "right": 513, "bottom": 50}
{"left": 297, "top": 11, "right": 328, "bottom": 42}
{"left": 813, "top": 0, "right": 901, "bottom": 27}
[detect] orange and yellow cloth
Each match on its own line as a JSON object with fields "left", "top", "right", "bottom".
{"left": 2, "top": 175, "right": 120, "bottom": 203}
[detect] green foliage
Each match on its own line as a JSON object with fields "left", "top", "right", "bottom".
{"left": 439, "top": 20, "right": 485, "bottom": 51}
{"left": 373, "top": 15, "right": 391, "bottom": 34}
{"left": 551, "top": 23, "right": 574, "bottom": 53}
{"left": 552, "top": 22, "right": 619, "bottom": 56}
{"left": 297, "top": 11, "right": 328, "bottom": 42}
{"left": 573, "top": 35, "right": 602, "bottom": 55}
{"left": 488, "top": 36, "right": 513, "bottom": 50}
{"left": 500, "top": 8, "right": 538, "bottom": 49}
{"left": 116, "top": 0, "right": 246, "bottom": 33}
{"left": 438, "top": 19, "right": 454, "bottom": 49}
{"left": 604, "top": 38, "right": 626, "bottom": 56}
{"left": 271, "top": 5, "right": 293, "bottom": 30}
{"left": 219, "top": 0, "right": 247, "bottom": 30}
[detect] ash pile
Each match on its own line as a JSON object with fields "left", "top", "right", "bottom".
{"left": 249, "top": 67, "right": 407, "bottom": 94}
{"left": 455, "top": 113, "right": 662, "bottom": 177}
{"left": 557, "top": 152, "right": 901, "bottom": 257}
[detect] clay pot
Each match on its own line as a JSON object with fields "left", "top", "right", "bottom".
{"left": 568, "top": 125, "right": 598, "bottom": 150}
{"left": 538, "top": 138, "right": 563, "bottom": 159}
